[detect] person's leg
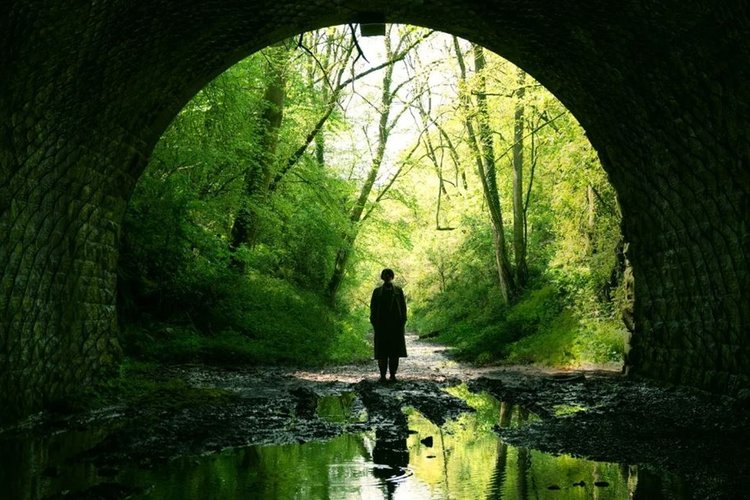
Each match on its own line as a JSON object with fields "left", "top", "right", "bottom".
{"left": 388, "top": 357, "right": 399, "bottom": 380}
{"left": 377, "top": 358, "right": 388, "bottom": 381}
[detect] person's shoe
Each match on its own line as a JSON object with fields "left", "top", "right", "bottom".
{"left": 389, "top": 375, "right": 397, "bottom": 383}
{"left": 378, "top": 376, "right": 387, "bottom": 384}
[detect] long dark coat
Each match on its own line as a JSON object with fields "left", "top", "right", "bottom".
{"left": 370, "top": 284, "right": 407, "bottom": 359}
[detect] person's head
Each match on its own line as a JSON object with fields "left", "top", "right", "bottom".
{"left": 380, "top": 268, "right": 395, "bottom": 283}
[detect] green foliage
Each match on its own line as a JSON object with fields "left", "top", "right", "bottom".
{"left": 502, "top": 309, "right": 579, "bottom": 365}
{"left": 118, "top": 37, "right": 370, "bottom": 368}
{"left": 416, "top": 281, "right": 556, "bottom": 361}
{"left": 121, "top": 270, "right": 370, "bottom": 365}
{"left": 118, "top": 27, "right": 629, "bottom": 373}
{"left": 416, "top": 278, "right": 625, "bottom": 367}
{"left": 404, "top": 41, "right": 629, "bottom": 369}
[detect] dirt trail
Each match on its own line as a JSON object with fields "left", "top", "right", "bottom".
{"left": 293, "top": 332, "right": 600, "bottom": 383}
{"left": 293, "top": 332, "right": 470, "bottom": 384}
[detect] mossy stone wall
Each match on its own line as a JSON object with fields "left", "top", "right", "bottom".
{"left": 1, "top": 0, "right": 748, "bottom": 421}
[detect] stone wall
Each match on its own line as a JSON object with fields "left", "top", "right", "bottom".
{"left": 1, "top": 0, "right": 748, "bottom": 421}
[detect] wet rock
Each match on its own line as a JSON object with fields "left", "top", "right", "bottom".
{"left": 290, "top": 387, "right": 318, "bottom": 419}
{"left": 354, "top": 381, "right": 409, "bottom": 445}
{"left": 10, "top": 338, "right": 750, "bottom": 500}
{"left": 476, "top": 371, "right": 750, "bottom": 499}
{"left": 399, "top": 381, "right": 472, "bottom": 425}
{"left": 547, "top": 373, "right": 586, "bottom": 383}
{"left": 355, "top": 381, "right": 408, "bottom": 426}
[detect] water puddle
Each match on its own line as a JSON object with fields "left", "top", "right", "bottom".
{"left": 0, "top": 388, "right": 688, "bottom": 499}
{"left": 316, "top": 391, "right": 367, "bottom": 424}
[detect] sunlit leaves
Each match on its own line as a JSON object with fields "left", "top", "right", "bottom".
{"left": 120, "top": 25, "right": 626, "bottom": 367}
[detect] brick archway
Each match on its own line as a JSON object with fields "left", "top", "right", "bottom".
{"left": 1, "top": 1, "right": 748, "bottom": 420}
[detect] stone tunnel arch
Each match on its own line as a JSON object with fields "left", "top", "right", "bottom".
{"left": 1, "top": 1, "right": 748, "bottom": 421}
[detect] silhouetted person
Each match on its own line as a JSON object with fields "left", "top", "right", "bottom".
{"left": 370, "top": 268, "right": 407, "bottom": 382}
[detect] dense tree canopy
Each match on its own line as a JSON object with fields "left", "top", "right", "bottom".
{"left": 119, "top": 26, "right": 629, "bottom": 368}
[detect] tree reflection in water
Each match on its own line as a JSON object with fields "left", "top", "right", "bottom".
{"left": 1, "top": 388, "right": 689, "bottom": 499}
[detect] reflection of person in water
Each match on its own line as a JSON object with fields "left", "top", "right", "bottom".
{"left": 370, "top": 268, "right": 407, "bottom": 383}
{"left": 372, "top": 428, "right": 409, "bottom": 497}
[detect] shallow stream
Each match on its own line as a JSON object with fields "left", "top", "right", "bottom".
{"left": 1, "top": 386, "right": 687, "bottom": 499}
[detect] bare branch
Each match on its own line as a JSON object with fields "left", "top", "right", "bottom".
{"left": 360, "top": 135, "right": 423, "bottom": 223}
{"left": 296, "top": 33, "right": 334, "bottom": 92}
{"left": 348, "top": 24, "right": 369, "bottom": 64}
{"left": 471, "top": 84, "right": 543, "bottom": 97}
{"left": 523, "top": 120, "right": 539, "bottom": 215}
{"left": 591, "top": 184, "right": 621, "bottom": 218}
{"left": 487, "top": 110, "right": 567, "bottom": 178}
{"left": 274, "top": 26, "right": 427, "bottom": 193}
{"left": 288, "top": 170, "right": 340, "bottom": 208}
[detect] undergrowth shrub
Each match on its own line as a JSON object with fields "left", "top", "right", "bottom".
{"left": 120, "top": 251, "right": 370, "bottom": 366}
{"left": 413, "top": 278, "right": 626, "bottom": 367}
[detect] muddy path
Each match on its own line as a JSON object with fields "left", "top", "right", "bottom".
{"left": 3, "top": 334, "right": 750, "bottom": 499}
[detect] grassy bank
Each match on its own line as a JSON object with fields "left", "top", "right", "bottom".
{"left": 121, "top": 273, "right": 371, "bottom": 367}
{"left": 412, "top": 281, "right": 627, "bottom": 368}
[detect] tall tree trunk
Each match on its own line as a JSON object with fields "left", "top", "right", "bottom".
{"left": 488, "top": 402, "right": 514, "bottom": 496}
{"left": 314, "top": 135, "right": 325, "bottom": 168}
{"left": 325, "top": 36, "right": 396, "bottom": 303}
{"left": 325, "top": 29, "right": 418, "bottom": 303}
{"left": 268, "top": 31, "right": 429, "bottom": 192}
{"left": 230, "top": 46, "right": 287, "bottom": 255}
{"left": 512, "top": 68, "right": 528, "bottom": 288}
{"left": 516, "top": 408, "right": 531, "bottom": 500}
{"left": 326, "top": 59, "right": 393, "bottom": 301}
{"left": 455, "top": 39, "right": 514, "bottom": 303}
{"left": 587, "top": 183, "right": 597, "bottom": 255}
{"left": 326, "top": 236, "right": 355, "bottom": 302}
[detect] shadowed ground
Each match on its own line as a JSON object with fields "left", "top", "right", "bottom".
{"left": 1, "top": 334, "right": 748, "bottom": 499}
